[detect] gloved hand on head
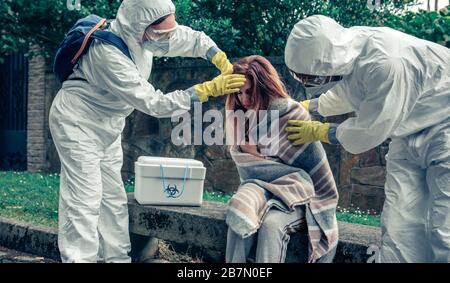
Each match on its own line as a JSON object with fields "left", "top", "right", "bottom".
{"left": 193, "top": 74, "right": 246, "bottom": 103}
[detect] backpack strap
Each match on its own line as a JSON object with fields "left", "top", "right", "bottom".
{"left": 92, "top": 30, "right": 132, "bottom": 60}
{"left": 71, "top": 18, "right": 107, "bottom": 64}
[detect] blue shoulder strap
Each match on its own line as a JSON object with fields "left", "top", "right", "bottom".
{"left": 91, "top": 30, "right": 132, "bottom": 60}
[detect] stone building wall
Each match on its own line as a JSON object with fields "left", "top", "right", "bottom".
{"left": 31, "top": 56, "right": 386, "bottom": 213}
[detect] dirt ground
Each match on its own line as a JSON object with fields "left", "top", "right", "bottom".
{"left": 0, "top": 246, "right": 57, "bottom": 263}
{"left": 0, "top": 241, "right": 201, "bottom": 263}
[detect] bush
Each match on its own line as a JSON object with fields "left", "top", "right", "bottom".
{"left": 0, "top": 0, "right": 447, "bottom": 63}
{"left": 174, "top": 0, "right": 443, "bottom": 57}
{"left": 175, "top": 0, "right": 328, "bottom": 57}
{"left": 0, "top": 0, "right": 121, "bottom": 61}
{"left": 385, "top": 6, "right": 450, "bottom": 47}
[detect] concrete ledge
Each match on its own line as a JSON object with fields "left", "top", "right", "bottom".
{"left": 127, "top": 194, "right": 381, "bottom": 263}
{"left": 0, "top": 217, "right": 60, "bottom": 261}
{"left": 0, "top": 194, "right": 381, "bottom": 263}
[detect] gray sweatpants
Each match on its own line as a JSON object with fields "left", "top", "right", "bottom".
{"left": 226, "top": 206, "right": 306, "bottom": 263}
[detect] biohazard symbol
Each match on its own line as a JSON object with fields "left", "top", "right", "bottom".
{"left": 164, "top": 184, "right": 180, "bottom": 198}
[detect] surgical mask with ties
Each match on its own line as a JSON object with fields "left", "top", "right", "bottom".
{"left": 305, "top": 81, "right": 339, "bottom": 99}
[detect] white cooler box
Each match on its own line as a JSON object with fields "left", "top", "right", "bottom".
{"left": 134, "top": 156, "right": 206, "bottom": 206}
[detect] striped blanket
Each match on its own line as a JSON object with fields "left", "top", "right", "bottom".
{"left": 226, "top": 97, "right": 339, "bottom": 263}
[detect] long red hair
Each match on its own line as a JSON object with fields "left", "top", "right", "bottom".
{"left": 225, "top": 55, "right": 290, "bottom": 145}
{"left": 225, "top": 55, "right": 290, "bottom": 112}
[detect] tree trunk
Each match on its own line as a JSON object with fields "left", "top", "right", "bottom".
{"left": 435, "top": 0, "right": 438, "bottom": 11}
{"left": 427, "top": 0, "right": 430, "bottom": 11}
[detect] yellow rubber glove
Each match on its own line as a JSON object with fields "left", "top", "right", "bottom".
{"left": 285, "top": 120, "right": 330, "bottom": 145}
{"left": 300, "top": 100, "right": 310, "bottom": 111}
{"left": 194, "top": 74, "right": 246, "bottom": 102}
{"left": 211, "top": 51, "right": 233, "bottom": 75}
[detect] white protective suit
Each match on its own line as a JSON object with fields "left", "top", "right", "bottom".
{"left": 49, "top": 0, "right": 220, "bottom": 262}
{"left": 285, "top": 15, "right": 450, "bottom": 262}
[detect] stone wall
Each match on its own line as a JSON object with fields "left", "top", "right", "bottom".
{"left": 338, "top": 143, "right": 388, "bottom": 214}
{"left": 36, "top": 56, "right": 386, "bottom": 213}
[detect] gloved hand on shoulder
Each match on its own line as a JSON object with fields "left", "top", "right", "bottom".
{"left": 285, "top": 120, "right": 330, "bottom": 145}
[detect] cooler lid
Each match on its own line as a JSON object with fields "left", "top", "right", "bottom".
{"left": 136, "top": 156, "right": 204, "bottom": 168}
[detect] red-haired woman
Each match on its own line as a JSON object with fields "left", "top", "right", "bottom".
{"left": 225, "top": 56, "right": 339, "bottom": 263}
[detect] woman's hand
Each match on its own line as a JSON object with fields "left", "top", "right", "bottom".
{"left": 239, "top": 143, "right": 262, "bottom": 157}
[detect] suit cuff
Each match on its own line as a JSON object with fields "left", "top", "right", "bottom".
{"left": 328, "top": 123, "right": 340, "bottom": 145}
{"left": 186, "top": 87, "right": 200, "bottom": 105}
{"left": 206, "top": 46, "right": 221, "bottom": 61}
{"left": 309, "top": 98, "right": 319, "bottom": 115}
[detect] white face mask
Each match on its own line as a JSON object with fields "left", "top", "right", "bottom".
{"left": 305, "top": 81, "right": 339, "bottom": 99}
{"left": 143, "top": 40, "right": 170, "bottom": 57}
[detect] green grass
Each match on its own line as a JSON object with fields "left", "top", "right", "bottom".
{"left": 203, "top": 191, "right": 233, "bottom": 203}
{"left": 1, "top": 171, "right": 380, "bottom": 228}
{"left": 336, "top": 208, "right": 380, "bottom": 227}
{"left": 0, "top": 171, "right": 59, "bottom": 228}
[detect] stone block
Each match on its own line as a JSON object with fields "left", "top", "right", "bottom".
{"left": 350, "top": 166, "right": 386, "bottom": 187}
{"left": 350, "top": 184, "right": 385, "bottom": 213}
{"left": 27, "top": 137, "right": 45, "bottom": 145}
{"left": 339, "top": 150, "right": 360, "bottom": 187}
{"left": 27, "top": 110, "right": 45, "bottom": 118}
{"left": 337, "top": 185, "right": 353, "bottom": 210}
{"left": 359, "top": 149, "right": 380, "bottom": 167}
{"left": 204, "top": 145, "right": 228, "bottom": 160}
{"left": 206, "top": 159, "right": 240, "bottom": 194}
{"left": 27, "top": 150, "right": 45, "bottom": 158}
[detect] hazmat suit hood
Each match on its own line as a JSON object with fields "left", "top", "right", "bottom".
{"left": 110, "top": 0, "right": 176, "bottom": 79}
{"left": 285, "top": 15, "right": 371, "bottom": 76}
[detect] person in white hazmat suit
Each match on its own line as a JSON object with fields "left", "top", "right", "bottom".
{"left": 49, "top": 0, "right": 246, "bottom": 263}
{"left": 284, "top": 15, "right": 450, "bottom": 263}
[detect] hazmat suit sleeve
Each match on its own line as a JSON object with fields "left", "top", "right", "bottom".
{"left": 164, "top": 25, "right": 219, "bottom": 60}
{"left": 336, "top": 59, "right": 408, "bottom": 154}
{"left": 82, "top": 42, "right": 192, "bottom": 118}
{"left": 316, "top": 90, "right": 355, "bottom": 117}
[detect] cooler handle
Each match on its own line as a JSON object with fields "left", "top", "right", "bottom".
{"left": 160, "top": 164, "right": 189, "bottom": 198}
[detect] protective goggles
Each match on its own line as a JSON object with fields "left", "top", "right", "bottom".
{"left": 144, "top": 23, "right": 179, "bottom": 42}
{"left": 289, "top": 70, "right": 342, "bottom": 87}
